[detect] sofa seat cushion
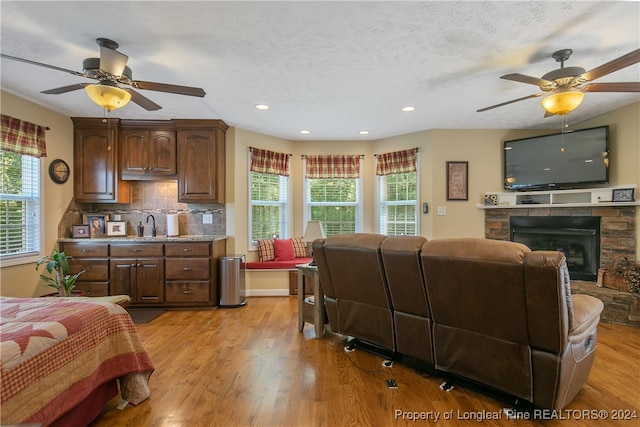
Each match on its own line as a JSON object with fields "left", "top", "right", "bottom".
{"left": 245, "top": 258, "right": 313, "bottom": 270}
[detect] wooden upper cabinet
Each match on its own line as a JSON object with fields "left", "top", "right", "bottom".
{"left": 121, "top": 125, "right": 177, "bottom": 180}
{"left": 175, "top": 120, "right": 227, "bottom": 203}
{"left": 72, "top": 118, "right": 131, "bottom": 203}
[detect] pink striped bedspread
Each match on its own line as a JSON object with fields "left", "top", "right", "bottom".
{"left": 1, "top": 297, "right": 154, "bottom": 425}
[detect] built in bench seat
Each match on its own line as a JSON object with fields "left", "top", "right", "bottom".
{"left": 245, "top": 258, "right": 313, "bottom": 294}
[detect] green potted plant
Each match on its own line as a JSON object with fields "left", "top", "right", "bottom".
{"left": 36, "top": 249, "right": 85, "bottom": 297}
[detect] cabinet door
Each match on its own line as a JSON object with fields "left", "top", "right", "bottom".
{"left": 121, "top": 130, "right": 149, "bottom": 177}
{"left": 177, "top": 128, "right": 224, "bottom": 203}
{"left": 136, "top": 258, "right": 165, "bottom": 304}
{"left": 149, "top": 131, "right": 177, "bottom": 176}
{"left": 121, "top": 129, "right": 176, "bottom": 180}
{"left": 73, "top": 118, "right": 130, "bottom": 203}
{"left": 110, "top": 258, "right": 135, "bottom": 299}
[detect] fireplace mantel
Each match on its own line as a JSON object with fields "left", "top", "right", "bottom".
{"left": 477, "top": 185, "right": 638, "bottom": 209}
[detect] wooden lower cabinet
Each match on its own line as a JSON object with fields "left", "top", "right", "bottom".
{"left": 60, "top": 239, "right": 225, "bottom": 307}
{"left": 110, "top": 257, "right": 165, "bottom": 304}
{"left": 60, "top": 242, "right": 109, "bottom": 297}
{"left": 110, "top": 243, "right": 164, "bottom": 305}
{"left": 165, "top": 242, "right": 213, "bottom": 306}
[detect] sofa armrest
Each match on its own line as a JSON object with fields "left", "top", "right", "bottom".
{"left": 568, "top": 294, "right": 603, "bottom": 343}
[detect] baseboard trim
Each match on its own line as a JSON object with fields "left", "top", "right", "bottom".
{"left": 246, "top": 289, "right": 290, "bottom": 297}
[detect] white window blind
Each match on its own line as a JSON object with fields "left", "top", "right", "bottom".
{"left": 250, "top": 171, "right": 289, "bottom": 241}
{"left": 378, "top": 171, "right": 418, "bottom": 236}
{"left": 0, "top": 150, "right": 41, "bottom": 260}
{"left": 305, "top": 177, "right": 361, "bottom": 236}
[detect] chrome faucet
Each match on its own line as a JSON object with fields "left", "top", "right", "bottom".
{"left": 146, "top": 214, "right": 156, "bottom": 237}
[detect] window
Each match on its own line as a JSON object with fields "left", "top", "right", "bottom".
{"left": 248, "top": 148, "right": 291, "bottom": 245}
{"left": 303, "top": 154, "right": 362, "bottom": 236}
{"left": 376, "top": 148, "right": 419, "bottom": 236}
{"left": 250, "top": 171, "right": 289, "bottom": 241}
{"left": 0, "top": 150, "right": 41, "bottom": 262}
{"left": 378, "top": 171, "right": 418, "bottom": 235}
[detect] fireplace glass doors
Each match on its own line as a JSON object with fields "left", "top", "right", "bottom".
{"left": 510, "top": 216, "right": 600, "bottom": 281}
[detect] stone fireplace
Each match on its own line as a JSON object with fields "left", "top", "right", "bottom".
{"left": 484, "top": 205, "right": 636, "bottom": 277}
{"left": 483, "top": 204, "right": 638, "bottom": 327}
{"left": 510, "top": 216, "right": 600, "bottom": 281}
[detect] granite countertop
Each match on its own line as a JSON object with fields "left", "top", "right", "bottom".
{"left": 59, "top": 235, "right": 228, "bottom": 243}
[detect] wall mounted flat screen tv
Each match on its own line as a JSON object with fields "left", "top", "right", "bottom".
{"left": 503, "top": 125, "right": 609, "bottom": 191}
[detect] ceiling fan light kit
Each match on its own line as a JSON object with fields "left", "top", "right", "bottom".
{"left": 478, "top": 48, "right": 640, "bottom": 116}
{"left": 85, "top": 83, "right": 131, "bottom": 111}
{"left": 541, "top": 90, "right": 585, "bottom": 116}
{"left": 0, "top": 37, "right": 206, "bottom": 112}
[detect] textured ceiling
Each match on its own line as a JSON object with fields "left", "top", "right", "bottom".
{"left": 1, "top": 1, "right": 639, "bottom": 141}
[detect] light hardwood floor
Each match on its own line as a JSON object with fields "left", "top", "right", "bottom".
{"left": 93, "top": 297, "right": 640, "bottom": 427}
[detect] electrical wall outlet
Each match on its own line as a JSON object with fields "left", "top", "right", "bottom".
{"left": 437, "top": 206, "right": 446, "bottom": 216}
{"left": 203, "top": 213, "right": 213, "bottom": 224}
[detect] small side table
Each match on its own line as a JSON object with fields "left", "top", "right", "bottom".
{"left": 297, "top": 263, "right": 326, "bottom": 338}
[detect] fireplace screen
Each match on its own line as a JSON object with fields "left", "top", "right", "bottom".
{"left": 510, "top": 216, "right": 601, "bottom": 281}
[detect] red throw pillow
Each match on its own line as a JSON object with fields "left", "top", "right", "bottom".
{"left": 274, "top": 238, "right": 295, "bottom": 261}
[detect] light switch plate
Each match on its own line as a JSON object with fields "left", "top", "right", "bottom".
{"left": 203, "top": 213, "right": 213, "bottom": 224}
{"left": 113, "top": 214, "right": 122, "bottom": 221}
{"left": 437, "top": 206, "right": 446, "bottom": 216}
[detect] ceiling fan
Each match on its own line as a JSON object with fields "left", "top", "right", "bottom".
{"left": 477, "top": 48, "right": 640, "bottom": 116}
{"left": 0, "top": 38, "right": 206, "bottom": 111}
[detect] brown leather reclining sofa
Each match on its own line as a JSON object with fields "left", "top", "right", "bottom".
{"left": 312, "top": 233, "right": 604, "bottom": 410}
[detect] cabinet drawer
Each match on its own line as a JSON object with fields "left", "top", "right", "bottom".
{"left": 68, "top": 259, "right": 109, "bottom": 281}
{"left": 165, "top": 258, "right": 211, "bottom": 280}
{"left": 165, "top": 242, "right": 210, "bottom": 257}
{"left": 111, "top": 243, "right": 163, "bottom": 257}
{"left": 165, "top": 281, "right": 210, "bottom": 303}
{"left": 61, "top": 243, "right": 108, "bottom": 257}
{"left": 73, "top": 282, "right": 109, "bottom": 297}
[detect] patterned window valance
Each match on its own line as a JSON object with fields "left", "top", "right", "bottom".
{"left": 250, "top": 147, "right": 290, "bottom": 176}
{"left": 0, "top": 114, "right": 47, "bottom": 158}
{"left": 304, "top": 154, "right": 361, "bottom": 179}
{"left": 375, "top": 148, "right": 417, "bottom": 176}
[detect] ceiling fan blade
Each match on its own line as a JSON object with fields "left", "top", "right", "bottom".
{"left": 124, "top": 88, "right": 162, "bottom": 111}
{"left": 582, "top": 82, "right": 640, "bottom": 92}
{"left": 544, "top": 111, "right": 555, "bottom": 118}
{"left": 1, "top": 53, "right": 85, "bottom": 77}
{"left": 100, "top": 46, "right": 129, "bottom": 77}
{"left": 129, "top": 80, "right": 206, "bottom": 97}
{"left": 501, "top": 73, "right": 554, "bottom": 87}
{"left": 41, "top": 83, "right": 91, "bottom": 94}
{"left": 581, "top": 49, "right": 640, "bottom": 82}
{"left": 477, "top": 93, "right": 542, "bottom": 112}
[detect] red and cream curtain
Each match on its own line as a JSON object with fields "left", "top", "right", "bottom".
{"left": 375, "top": 148, "right": 417, "bottom": 176}
{"left": 250, "top": 147, "right": 290, "bottom": 176}
{"left": 0, "top": 114, "right": 47, "bottom": 158}
{"left": 304, "top": 154, "right": 361, "bottom": 179}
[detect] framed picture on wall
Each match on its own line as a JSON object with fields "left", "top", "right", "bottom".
{"left": 83, "top": 214, "right": 109, "bottom": 237}
{"left": 446, "top": 161, "right": 468, "bottom": 201}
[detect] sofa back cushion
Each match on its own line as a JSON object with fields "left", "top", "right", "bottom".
{"left": 421, "top": 238, "right": 534, "bottom": 400}
{"left": 320, "top": 233, "right": 391, "bottom": 308}
{"left": 314, "top": 233, "right": 394, "bottom": 350}
{"left": 381, "top": 236, "right": 429, "bottom": 317}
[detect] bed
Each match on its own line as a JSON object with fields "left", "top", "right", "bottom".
{"left": 1, "top": 296, "right": 154, "bottom": 426}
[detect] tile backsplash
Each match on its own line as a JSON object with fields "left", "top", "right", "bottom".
{"left": 59, "top": 181, "right": 225, "bottom": 238}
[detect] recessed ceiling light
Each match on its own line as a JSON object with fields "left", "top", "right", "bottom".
{"left": 358, "top": 130, "right": 370, "bottom": 135}
{"left": 255, "top": 104, "right": 270, "bottom": 110}
{"left": 300, "top": 130, "right": 311, "bottom": 134}
{"left": 401, "top": 106, "right": 415, "bottom": 112}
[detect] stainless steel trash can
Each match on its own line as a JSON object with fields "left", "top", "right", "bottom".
{"left": 219, "top": 254, "right": 247, "bottom": 307}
